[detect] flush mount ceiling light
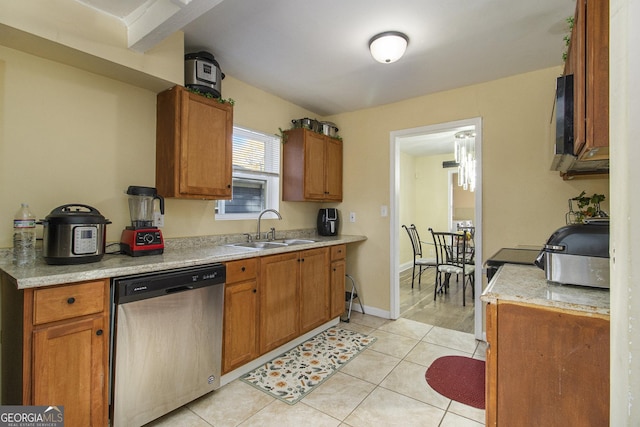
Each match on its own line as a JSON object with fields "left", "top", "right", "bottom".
{"left": 369, "top": 31, "right": 409, "bottom": 63}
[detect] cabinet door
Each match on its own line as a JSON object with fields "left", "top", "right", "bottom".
{"left": 156, "top": 86, "right": 233, "bottom": 199}
{"left": 32, "top": 314, "right": 108, "bottom": 427}
{"left": 303, "top": 132, "right": 328, "bottom": 200}
{"left": 180, "top": 90, "right": 233, "bottom": 197}
{"left": 324, "top": 137, "right": 343, "bottom": 201}
{"left": 495, "top": 302, "right": 609, "bottom": 426}
{"left": 583, "top": 0, "right": 609, "bottom": 160}
{"left": 299, "top": 248, "right": 330, "bottom": 333}
{"left": 223, "top": 280, "right": 258, "bottom": 373}
{"left": 329, "top": 258, "right": 346, "bottom": 319}
{"left": 259, "top": 252, "right": 300, "bottom": 354}
{"left": 569, "top": 0, "right": 609, "bottom": 161}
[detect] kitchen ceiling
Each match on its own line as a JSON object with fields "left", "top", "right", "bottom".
{"left": 76, "top": 0, "right": 575, "bottom": 117}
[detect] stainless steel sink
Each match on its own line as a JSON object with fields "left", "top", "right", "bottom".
{"left": 277, "top": 239, "right": 316, "bottom": 245}
{"left": 228, "top": 241, "right": 288, "bottom": 250}
{"left": 227, "top": 239, "right": 315, "bottom": 250}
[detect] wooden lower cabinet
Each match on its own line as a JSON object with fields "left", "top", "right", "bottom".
{"left": 299, "top": 248, "right": 330, "bottom": 333}
{"left": 256, "top": 246, "right": 336, "bottom": 356}
{"left": 32, "top": 315, "right": 107, "bottom": 427}
{"left": 329, "top": 244, "right": 346, "bottom": 318}
{"left": 223, "top": 244, "right": 347, "bottom": 372}
{"left": 259, "top": 252, "right": 301, "bottom": 354}
{"left": 0, "top": 278, "right": 110, "bottom": 427}
{"left": 222, "top": 259, "right": 259, "bottom": 374}
{"left": 485, "top": 301, "right": 609, "bottom": 426}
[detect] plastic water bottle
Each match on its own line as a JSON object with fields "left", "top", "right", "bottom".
{"left": 13, "top": 203, "right": 36, "bottom": 266}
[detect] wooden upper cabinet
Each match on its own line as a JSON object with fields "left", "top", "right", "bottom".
{"left": 565, "top": 0, "right": 609, "bottom": 161}
{"left": 324, "top": 137, "right": 343, "bottom": 201}
{"left": 283, "top": 128, "right": 343, "bottom": 202}
{"left": 156, "top": 85, "right": 233, "bottom": 199}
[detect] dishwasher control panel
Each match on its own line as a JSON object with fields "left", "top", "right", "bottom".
{"left": 113, "top": 263, "right": 226, "bottom": 304}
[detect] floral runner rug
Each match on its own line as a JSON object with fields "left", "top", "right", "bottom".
{"left": 240, "top": 326, "right": 376, "bottom": 404}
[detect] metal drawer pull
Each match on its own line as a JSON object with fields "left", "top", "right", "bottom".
{"left": 67, "top": 297, "right": 75, "bottom": 304}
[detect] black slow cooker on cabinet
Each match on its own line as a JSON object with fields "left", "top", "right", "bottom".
{"left": 40, "top": 204, "right": 111, "bottom": 265}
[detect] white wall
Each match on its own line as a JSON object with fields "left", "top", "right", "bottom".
{"left": 610, "top": 0, "right": 639, "bottom": 423}
{"left": 328, "top": 67, "right": 609, "bottom": 311}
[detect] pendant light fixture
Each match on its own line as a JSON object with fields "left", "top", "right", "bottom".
{"left": 454, "top": 130, "right": 477, "bottom": 192}
{"left": 369, "top": 31, "right": 409, "bottom": 63}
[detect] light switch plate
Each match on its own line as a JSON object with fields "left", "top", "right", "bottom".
{"left": 349, "top": 212, "right": 356, "bottom": 222}
{"left": 380, "top": 205, "right": 388, "bottom": 217}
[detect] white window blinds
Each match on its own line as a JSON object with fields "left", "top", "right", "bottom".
{"left": 232, "top": 126, "right": 280, "bottom": 175}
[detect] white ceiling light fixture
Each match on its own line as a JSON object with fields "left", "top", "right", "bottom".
{"left": 369, "top": 31, "right": 409, "bottom": 64}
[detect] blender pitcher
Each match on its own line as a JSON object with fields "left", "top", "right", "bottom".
{"left": 126, "top": 186, "right": 164, "bottom": 229}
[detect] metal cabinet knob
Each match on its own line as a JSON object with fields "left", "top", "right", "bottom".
{"left": 67, "top": 297, "right": 75, "bottom": 304}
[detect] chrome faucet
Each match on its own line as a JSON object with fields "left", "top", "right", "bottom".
{"left": 256, "top": 209, "right": 282, "bottom": 240}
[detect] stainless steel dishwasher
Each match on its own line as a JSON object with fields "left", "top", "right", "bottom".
{"left": 110, "top": 263, "right": 225, "bottom": 427}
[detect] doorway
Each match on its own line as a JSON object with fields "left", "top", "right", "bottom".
{"left": 389, "top": 117, "right": 483, "bottom": 340}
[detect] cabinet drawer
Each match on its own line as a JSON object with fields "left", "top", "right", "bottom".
{"left": 226, "top": 258, "right": 258, "bottom": 284}
{"left": 33, "top": 280, "right": 107, "bottom": 325}
{"left": 331, "top": 244, "right": 346, "bottom": 261}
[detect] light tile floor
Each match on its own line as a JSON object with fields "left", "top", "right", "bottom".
{"left": 145, "top": 314, "right": 487, "bottom": 427}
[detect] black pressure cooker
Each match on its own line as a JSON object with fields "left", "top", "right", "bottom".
{"left": 40, "top": 204, "right": 111, "bottom": 265}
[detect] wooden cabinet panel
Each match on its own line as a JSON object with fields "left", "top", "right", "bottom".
{"left": 156, "top": 85, "right": 233, "bottom": 199}
{"left": 583, "top": 0, "right": 609, "bottom": 160}
{"left": 259, "top": 252, "right": 300, "bottom": 353}
{"left": 283, "top": 128, "right": 343, "bottom": 202}
{"left": 485, "top": 301, "right": 609, "bottom": 426}
{"left": 329, "top": 258, "right": 346, "bottom": 319}
{"left": 32, "top": 314, "right": 108, "bottom": 427}
{"left": 330, "top": 244, "right": 346, "bottom": 261}
{"left": 223, "top": 280, "right": 258, "bottom": 373}
{"left": 566, "top": 0, "right": 609, "bottom": 161}
{"left": 223, "top": 258, "right": 259, "bottom": 374}
{"left": 226, "top": 258, "right": 258, "bottom": 284}
{"left": 484, "top": 302, "right": 498, "bottom": 427}
{"left": 299, "top": 248, "right": 330, "bottom": 333}
{"left": 226, "top": 245, "right": 344, "bottom": 371}
{"left": 33, "top": 280, "right": 106, "bottom": 325}
{"left": 303, "top": 132, "right": 328, "bottom": 200}
{"left": 324, "top": 137, "right": 343, "bottom": 201}
{"left": 330, "top": 244, "right": 347, "bottom": 319}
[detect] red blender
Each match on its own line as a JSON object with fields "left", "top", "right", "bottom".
{"left": 120, "top": 186, "right": 165, "bottom": 256}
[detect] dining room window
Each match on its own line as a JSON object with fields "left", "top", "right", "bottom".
{"left": 215, "top": 126, "right": 280, "bottom": 219}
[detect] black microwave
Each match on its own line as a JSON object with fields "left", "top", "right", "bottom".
{"left": 550, "top": 74, "right": 575, "bottom": 171}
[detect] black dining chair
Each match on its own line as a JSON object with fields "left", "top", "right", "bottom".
{"left": 429, "top": 228, "right": 475, "bottom": 306}
{"left": 402, "top": 224, "right": 437, "bottom": 289}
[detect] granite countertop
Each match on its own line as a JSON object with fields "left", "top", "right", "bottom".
{"left": 0, "top": 232, "right": 367, "bottom": 290}
{"left": 481, "top": 264, "right": 610, "bottom": 316}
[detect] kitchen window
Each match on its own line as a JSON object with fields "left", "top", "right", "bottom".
{"left": 215, "top": 126, "right": 280, "bottom": 220}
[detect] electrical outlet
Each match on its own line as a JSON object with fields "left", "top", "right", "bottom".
{"left": 349, "top": 212, "right": 356, "bottom": 222}
{"left": 153, "top": 212, "right": 164, "bottom": 227}
{"left": 380, "top": 205, "right": 388, "bottom": 217}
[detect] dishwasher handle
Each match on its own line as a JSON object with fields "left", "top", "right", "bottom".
{"left": 165, "top": 285, "right": 194, "bottom": 294}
